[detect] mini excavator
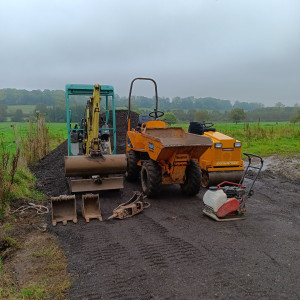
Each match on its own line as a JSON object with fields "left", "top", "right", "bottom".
{"left": 51, "top": 84, "right": 127, "bottom": 226}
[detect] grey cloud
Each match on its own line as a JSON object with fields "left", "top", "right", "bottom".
{"left": 0, "top": 0, "right": 299, "bottom": 106}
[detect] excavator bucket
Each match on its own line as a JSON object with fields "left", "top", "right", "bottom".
{"left": 51, "top": 195, "right": 77, "bottom": 226}
{"left": 82, "top": 193, "right": 102, "bottom": 222}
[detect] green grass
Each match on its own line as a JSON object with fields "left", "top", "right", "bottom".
{"left": 1, "top": 121, "right": 299, "bottom": 158}
{"left": 174, "top": 121, "right": 300, "bottom": 157}
{"left": 0, "top": 122, "right": 67, "bottom": 154}
{"left": 0, "top": 121, "right": 66, "bottom": 218}
{"left": 21, "top": 284, "right": 44, "bottom": 299}
{"left": 9, "top": 168, "right": 44, "bottom": 201}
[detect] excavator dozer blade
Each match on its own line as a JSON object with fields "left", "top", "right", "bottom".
{"left": 51, "top": 195, "right": 77, "bottom": 226}
{"left": 70, "top": 177, "right": 124, "bottom": 193}
{"left": 82, "top": 193, "right": 102, "bottom": 222}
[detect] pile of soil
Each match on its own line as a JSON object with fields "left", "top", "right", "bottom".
{"left": 30, "top": 143, "right": 300, "bottom": 299}
{"left": 100, "top": 109, "right": 139, "bottom": 154}
{"left": 31, "top": 141, "right": 69, "bottom": 197}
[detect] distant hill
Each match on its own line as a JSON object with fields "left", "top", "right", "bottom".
{"left": 0, "top": 88, "right": 266, "bottom": 112}
{"left": 0, "top": 88, "right": 65, "bottom": 106}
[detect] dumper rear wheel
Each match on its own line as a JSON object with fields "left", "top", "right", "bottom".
{"left": 181, "top": 159, "right": 201, "bottom": 196}
{"left": 141, "top": 160, "right": 162, "bottom": 197}
{"left": 125, "top": 150, "right": 140, "bottom": 182}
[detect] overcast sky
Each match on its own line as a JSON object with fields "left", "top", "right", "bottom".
{"left": 0, "top": 0, "right": 299, "bottom": 106}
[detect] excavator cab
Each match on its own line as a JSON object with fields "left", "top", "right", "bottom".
{"left": 65, "top": 84, "right": 118, "bottom": 156}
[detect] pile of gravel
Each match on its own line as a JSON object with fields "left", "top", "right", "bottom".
{"left": 100, "top": 109, "right": 139, "bottom": 154}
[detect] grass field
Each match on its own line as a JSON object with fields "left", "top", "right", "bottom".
{"left": 1, "top": 121, "right": 300, "bottom": 157}
{"left": 176, "top": 122, "right": 300, "bottom": 156}
{"left": 0, "top": 122, "right": 67, "bottom": 153}
{"left": 0, "top": 121, "right": 68, "bottom": 217}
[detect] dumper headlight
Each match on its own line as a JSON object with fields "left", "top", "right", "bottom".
{"left": 214, "top": 143, "right": 222, "bottom": 148}
{"left": 234, "top": 142, "right": 241, "bottom": 148}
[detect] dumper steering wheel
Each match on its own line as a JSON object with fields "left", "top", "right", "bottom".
{"left": 149, "top": 110, "right": 164, "bottom": 119}
{"left": 203, "top": 122, "right": 214, "bottom": 129}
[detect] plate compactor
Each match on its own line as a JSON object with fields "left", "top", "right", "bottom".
{"left": 51, "top": 84, "right": 127, "bottom": 226}
{"left": 203, "top": 153, "right": 263, "bottom": 221}
{"left": 125, "top": 78, "right": 213, "bottom": 197}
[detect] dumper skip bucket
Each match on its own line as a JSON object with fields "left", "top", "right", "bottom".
{"left": 51, "top": 195, "right": 77, "bottom": 226}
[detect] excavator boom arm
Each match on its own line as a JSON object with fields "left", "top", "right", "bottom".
{"left": 85, "top": 84, "right": 101, "bottom": 155}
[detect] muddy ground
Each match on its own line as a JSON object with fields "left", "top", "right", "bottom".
{"left": 30, "top": 140, "right": 300, "bottom": 300}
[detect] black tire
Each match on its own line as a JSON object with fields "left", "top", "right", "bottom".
{"left": 140, "top": 160, "right": 162, "bottom": 198}
{"left": 125, "top": 150, "right": 140, "bottom": 182}
{"left": 180, "top": 159, "right": 202, "bottom": 196}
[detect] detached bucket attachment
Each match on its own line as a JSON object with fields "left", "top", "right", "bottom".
{"left": 108, "top": 191, "right": 150, "bottom": 220}
{"left": 51, "top": 195, "right": 77, "bottom": 226}
{"left": 82, "top": 193, "right": 102, "bottom": 222}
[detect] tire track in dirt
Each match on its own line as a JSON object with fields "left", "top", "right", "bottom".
{"left": 34, "top": 143, "right": 300, "bottom": 299}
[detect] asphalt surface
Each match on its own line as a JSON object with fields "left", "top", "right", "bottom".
{"left": 33, "top": 142, "right": 300, "bottom": 300}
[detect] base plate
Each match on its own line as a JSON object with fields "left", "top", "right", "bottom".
{"left": 203, "top": 207, "right": 246, "bottom": 222}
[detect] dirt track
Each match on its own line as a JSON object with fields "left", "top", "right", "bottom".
{"left": 32, "top": 141, "right": 300, "bottom": 300}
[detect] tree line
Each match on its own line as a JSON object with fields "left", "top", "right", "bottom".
{"left": 0, "top": 88, "right": 299, "bottom": 123}
{"left": 1, "top": 88, "right": 265, "bottom": 111}
{"left": 1, "top": 102, "right": 299, "bottom": 124}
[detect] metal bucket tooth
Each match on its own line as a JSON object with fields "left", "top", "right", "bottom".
{"left": 82, "top": 193, "right": 102, "bottom": 222}
{"left": 51, "top": 195, "right": 77, "bottom": 226}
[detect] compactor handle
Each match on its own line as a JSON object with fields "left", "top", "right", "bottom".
{"left": 127, "top": 78, "right": 159, "bottom": 131}
{"left": 240, "top": 152, "right": 264, "bottom": 200}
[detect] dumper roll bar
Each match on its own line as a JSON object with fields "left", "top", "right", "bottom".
{"left": 127, "top": 78, "right": 159, "bottom": 131}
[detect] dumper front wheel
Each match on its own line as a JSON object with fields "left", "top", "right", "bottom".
{"left": 141, "top": 160, "right": 162, "bottom": 198}
{"left": 181, "top": 159, "right": 202, "bottom": 196}
{"left": 125, "top": 150, "right": 140, "bottom": 182}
